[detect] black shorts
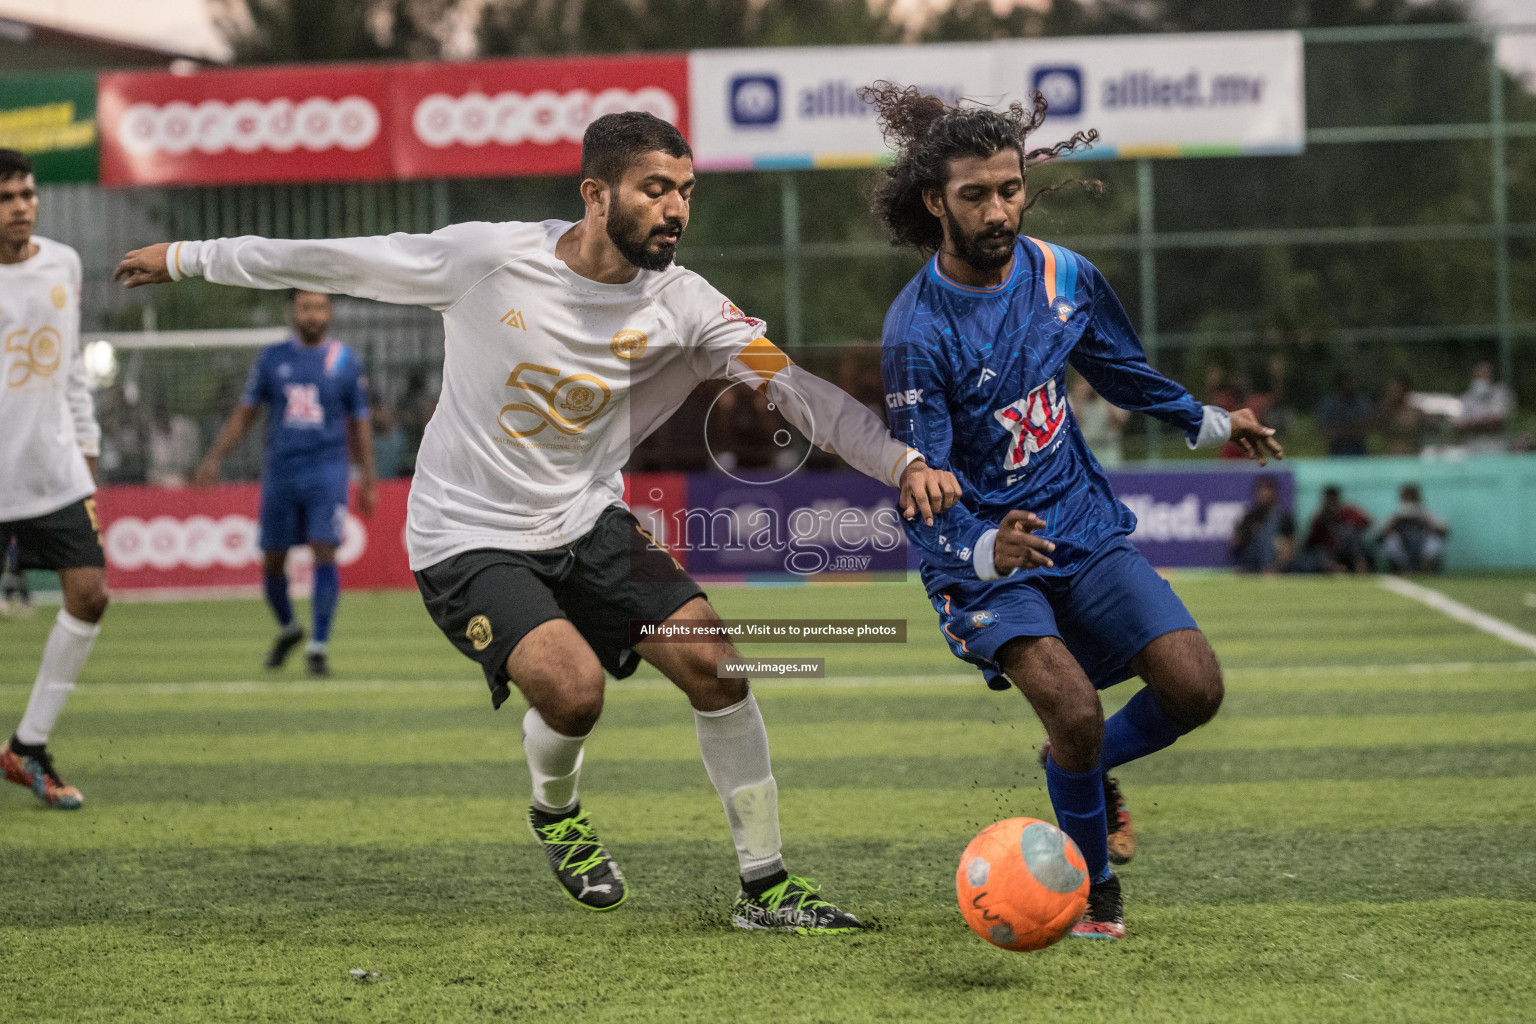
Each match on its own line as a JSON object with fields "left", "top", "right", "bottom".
{"left": 414, "top": 505, "right": 705, "bottom": 709}
{"left": 1, "top": 496, "right": 106, "bottom": 571}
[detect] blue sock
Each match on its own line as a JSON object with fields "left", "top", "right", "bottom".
{"left": 263, "top": 573, "right": 294, "bottom": 630}
{"left": 1102, "top": 687, "right": 1187, "bottom": 771}
{"left": 1045, "top": 754, "right": 1112, "bottom": 884}
{"left": 311, "top": 563, "right": 340, "bottom": 645}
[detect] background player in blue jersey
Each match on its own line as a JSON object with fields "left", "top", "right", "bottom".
{"left": 863, "top": 84, "right": 1282, "bottom": 939}
{"left": 195, "top": 290, "right": 377, "bottom": 677}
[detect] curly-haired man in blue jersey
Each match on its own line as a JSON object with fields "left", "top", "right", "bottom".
{"left": 863, "top": 83, "right": 1283, "bottom": 939}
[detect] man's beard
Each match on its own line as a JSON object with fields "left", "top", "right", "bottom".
{"left": 608, "top": 201, "right": 683, "bottom": 271}
{"left": 944, "top": 208, "right": 1017, "bottom": 272}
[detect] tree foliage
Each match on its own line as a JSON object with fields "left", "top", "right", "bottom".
{"left": 476, "top": 0, "right": 899, "bottom": 56}
{"left": 210, "top": 0, "right": 459, "bottom": 62}
{"left": 920, "top": 0, "right": 1470, "bottom": 43}
{"left": 209, "top": 0, "right": 1535, "bottom": 409}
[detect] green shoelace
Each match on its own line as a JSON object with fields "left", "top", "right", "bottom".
{"left": 535, "top": 814, "right": 609, "bottom": 876}
{"left": 754, "top": 876, "right": 834, "bottom": 912}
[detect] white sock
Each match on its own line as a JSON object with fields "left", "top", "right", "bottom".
{"left": 522, "top": 706, "right": 586, "bottom": 814}
{"left": 695, "top": 692, "right": 785, "bottom": 882}
{"left": 16, "top": 610, "right": 99, "bottom": 746}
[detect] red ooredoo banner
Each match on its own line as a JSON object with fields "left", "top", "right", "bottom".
{"left": 391, "top": 55, "right": 689, "bottom": 180}
{"left": 98, "top": 54, "right": 690, "bottom": 187}
{"left": 98, "top": 65, "right": 394, "bottom": 187}
{"left": 96, "top": 479, "right": 412, "bottom": 592}
{"left": 95, "top": 473, "right": 687, "bottom": 594}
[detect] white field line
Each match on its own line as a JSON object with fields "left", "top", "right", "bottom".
{"left": 1, "top": 661, "right": 1534, "bottom": 696}
{"left": 1379, "top": 575, "right": 1536, "bottom": 656}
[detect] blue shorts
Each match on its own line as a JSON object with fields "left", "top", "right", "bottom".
{"left": 930, "top": 536, "right": 1198, "bottom": 692}
{"left": 259, "top": 464, "right": 350, "bottom": 552}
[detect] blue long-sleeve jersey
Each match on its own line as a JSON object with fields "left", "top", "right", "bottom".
{"left": 881, "top": 236, "right": 1213, "bottom": 594}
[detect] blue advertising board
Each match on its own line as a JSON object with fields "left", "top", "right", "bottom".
{"left": 1110, "top": 467, "right": 1294, "bottom": 569}
{"left": 662, "top": 466, "right": 1293, "bottom": 579}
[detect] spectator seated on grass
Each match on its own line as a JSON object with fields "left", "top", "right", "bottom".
{"left": 1231, "top": 475, "right": 1295, "bottom": 574}
{"left": 1377, "top": 483, "right": 1449, "bottom": 574}
{"left": 1300, "top": 484, "right": 1374, "bottom": 574}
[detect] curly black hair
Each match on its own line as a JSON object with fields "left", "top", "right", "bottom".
{"left": 859, "top": 83, "right": 1098, "bottom": 254}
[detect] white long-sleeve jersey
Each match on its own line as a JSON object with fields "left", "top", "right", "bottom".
{"left": 0, "top": 236, "right": 99, "bottom": 522}
{"left": 171, "top": 221, "right": 918, "bottom": 569}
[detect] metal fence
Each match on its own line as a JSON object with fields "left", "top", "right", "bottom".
{"left": 34, "top": 21, "right": 1536, "bottom": 476}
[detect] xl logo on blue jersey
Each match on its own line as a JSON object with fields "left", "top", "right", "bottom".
{"left": 730, "top": 75, "right": 781, "bottom": 126}
{"left": 1032, "top": 66, "right": 1083, "bottom": 117}
{"left": 282, "top": 383, "right": 324, "bottom": 428}
{"left": 993, "top": 378, "right": 1067, "bottom": 471}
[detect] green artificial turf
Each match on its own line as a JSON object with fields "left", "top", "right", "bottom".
{"left": 1, "top": 575, "right": 1532, "bottom": 1023}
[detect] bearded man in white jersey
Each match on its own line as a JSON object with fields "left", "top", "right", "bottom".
{"left": 0, "top": 149, "right": 110, "bottom": 811}
{"left": 117, "top": 112, "right": 961, "bottom": 932}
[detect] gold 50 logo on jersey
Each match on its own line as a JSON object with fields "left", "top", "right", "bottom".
{"left": 5, "top": 327, "right": 62, "bottom": 388}
{"left": 497, "top": 362, "right": 613, "bottom": 439}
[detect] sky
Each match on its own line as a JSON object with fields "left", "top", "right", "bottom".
{"left": 0, "top": 0, "right": 1532, "bottom": 64}
{"left": 0, "top": 0, "right": 231, "bottom": 58}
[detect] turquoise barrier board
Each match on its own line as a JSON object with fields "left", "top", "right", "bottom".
{"left": 1287, "top": 454, "right": 1536, "bottom": 571}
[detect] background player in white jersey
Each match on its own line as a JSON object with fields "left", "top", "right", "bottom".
{"left": 0, "top": 149, "right": 109, "bottom": 811}
{"left": 116, "top": 112, "right": 961, "bottom": 932}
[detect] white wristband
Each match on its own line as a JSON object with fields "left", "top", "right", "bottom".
{"left": 1187, "top": 404, "right": 1232, "bottom": 450}
{"left": 166, "top": 240, "right": 203, "bottom": 282}
{"left": 973, "top": 528, "right": 1017, "bottom": 581}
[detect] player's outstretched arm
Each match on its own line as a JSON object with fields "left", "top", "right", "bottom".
{"left": 692, "top": 286, "right": 959, "bottom": 519}
{"left": 116, "top": 225, "right": 506, "bottom": 310}
{"left": 780, "top": 369, "right": 961, "bottom": 523}
{"left": 759, "top": 364, "right": 959, "bottom": 517}
{"left": 114, "top": 242, "right": 174, "bottom": 288}
{"left": 1067, "top": 261, "right": 1288, "bottom": 457}
{"left": 1228, "top": 408, "right": 1284, "bottom": 466}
